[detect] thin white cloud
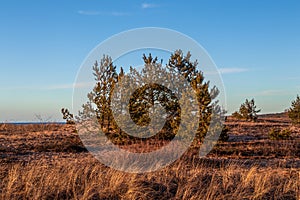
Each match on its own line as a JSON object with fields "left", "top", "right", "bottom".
{"left": 78, "top": 10, "right": 130, "bottom": 16}
{"left": 250, "top": 89, "right": 295, "bottom": 97}
{"left": 45, "top": 82, "right": 95, "bottom": 90}
{"left": 110, "top": 11, "right": 130, "bottom": 16}
{"left": 141, "top": 3, "right": 160, "bottom": 9}
{"left": 44, "top": 83, "right": 74, "bottom": 90}
{"left": 218, "top": 68, "right": 248, "bottom": 74}
{"left": 46, "top": 82, "right": 91, "bottom": 90}
{"left": 0, "top": 85, "right": 40, "bottom": 91}
{"left": 78, "top": 10, "right": 101, "bottom": 16}
{"left": 0, "top": 82, "right": 94, "bottom": 91}
{"left": 206, "top": 67, "right": 248, "bottom": 75}
{"left": 282, "top": 76, "right": 300, "bottom": 81}
{"left": 257, "top": 89, "right": 287, "bottom": 96}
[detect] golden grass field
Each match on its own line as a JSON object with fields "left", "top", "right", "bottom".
{"left": 0, "top": 113, "right": 299, "bottom": 199}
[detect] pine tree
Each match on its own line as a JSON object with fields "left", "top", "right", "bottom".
{"left": 168, "top": 50, "right": 224, "bottom": 144}
{"left": 288, "top": 95, "right": 300, "bottom": 124}
{"left": 232, "top": 98, "right": 261, "bottom": 122}
{"left": 75, "top": 50, "right": 224, "bottom": 145}
{"left": 79, "top": 55, "right": 120, "bottom": 134}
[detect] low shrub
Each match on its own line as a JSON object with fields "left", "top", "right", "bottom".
{"left": 218, "top": 126, "right": 229, "bottom": 142}
{"left": 268, "top": 128, "right": 291, "bottom": 140}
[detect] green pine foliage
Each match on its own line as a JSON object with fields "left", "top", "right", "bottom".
{"left": 288, "top": 95, "right": 300, "bottom": 124}
{"left": 232, "top": 99, "right": 261, "bottom": 122}
{"left": 268, "top": 128, "right": 291, "bottom": 140}
{"left": 74, "top": 50, "right": 225, "bottom": 145}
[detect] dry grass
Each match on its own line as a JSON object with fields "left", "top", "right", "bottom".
{"left": 0, "top": 113, "right": 299, "bottom": 199}
{"left": 0, "top": 158, "right": 299, "bottom": 200}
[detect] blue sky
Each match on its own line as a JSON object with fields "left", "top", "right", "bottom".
{"left": 0, "top": 0, "right": 300, "bottom": 122}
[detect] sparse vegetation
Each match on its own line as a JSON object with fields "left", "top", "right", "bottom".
{"left": 288, "top": 95, "right": 300, "bottom": 124}
{"left": 0, "top": 114, "right": 299, "bottom": 199}
{"left": 268, "top": 128, "right": 292, "bottom": 140}
{"left": 218, "top": 125, "right": 229, "bottom": 142}
{"left": 232, "top": 98, "right": 261, "bottom": 122}
{"left": 61, "top": 108, "right": 75, "bottom": 124}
